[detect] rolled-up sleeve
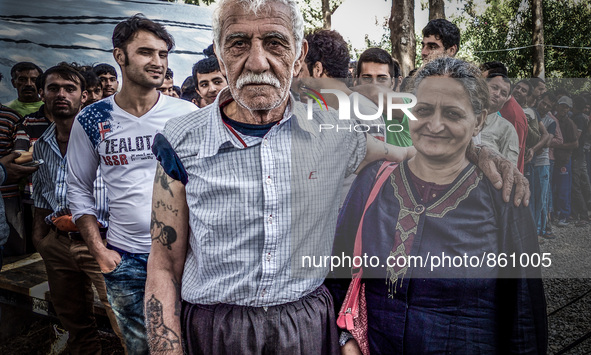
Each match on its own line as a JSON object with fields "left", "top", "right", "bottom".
{"left": 66, "top": 119, "right": 100, "bottom": 222}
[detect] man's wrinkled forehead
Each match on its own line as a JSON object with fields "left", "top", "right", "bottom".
{"left": 15, "top": 69, "right": 40, "bottom": 79}
{"left": 219, "top": 2, "right": 294, "bottom": 42}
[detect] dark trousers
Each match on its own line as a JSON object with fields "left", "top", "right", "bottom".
{"left": 37, "top": 229, "right": 123, "bottom": 355}
{"left": 182, "top": 285, "right": 340, "bottom": 355}
{"left": 572, "top": 157, "right": 591, "bottom": 219}
{"left": 553, "top": 159, "right": 572, "bottom": 220}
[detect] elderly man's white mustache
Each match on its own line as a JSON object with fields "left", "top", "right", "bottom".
{"left": 236, "top": 72, "right": 281, "bottom": 89}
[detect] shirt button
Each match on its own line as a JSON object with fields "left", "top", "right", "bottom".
{"left": 266, "top": 176, "right": 272, "bottom": 185}
{"left": 268, "top": 215, "right": 273, "bottom": 224}
{"left": 263, "top": 139, "right": 269, "bottom": 146}
{"left": 266, "top": 253, "right": 272, "bottom": 261}
{"left": 261, "top": 289, "right": 266, "bottom": 297}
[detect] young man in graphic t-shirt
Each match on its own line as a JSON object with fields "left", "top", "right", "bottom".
{"left": 67, "top": 15, "right": 197, "bottom": 354}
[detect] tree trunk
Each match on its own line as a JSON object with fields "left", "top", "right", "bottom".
{"left": 390, "top": 0, "right": 416, "bottom": 76}
{"left": 429, "top": 0, "right": 446, "bottom": 20}
{"left": 531, "top": 0, "right": 545, "bottom": 78}
{"left": 322, "top": 0, "right": 331, "bottom": 29}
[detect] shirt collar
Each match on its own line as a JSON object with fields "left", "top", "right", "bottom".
{"left": 199, "top": 87, "right": 316, "bottom": 158}
{"left": 38, "top": 122, "right": 57, "bottom": 144}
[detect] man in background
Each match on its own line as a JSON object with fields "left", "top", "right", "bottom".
{"left": 481, "top": 73, "right": 519, "bottom": 165}
{"left": 192, "top": 45, "right": 227, "bottom": 106}
{"left": 355, "top": 47, "right": 411, "bottom": 147}
{"left": 553, "top": 96, "right": 579, "bottom": 227}
{"left": 157, "top": 68, "right": 175, "bottom": 97}
{"left": 0, "top": 72, "right": 37, "bottom": 264}
{"left": 93, "top": 63, "right": 119, "bottom": 98}
{"left": 569, "top": 95, "right": 591, "bottom": 226}
{"left": 420, "top": 19, "right": 460, "bottom": 63}
{"left": 32, "top": 63, "right": 123, "bottom": 355}
{"left": 7, "top": 62, "right": 44, "bottom": 117}
{"left": 80, "top": 70, "right": 103, "bottom": 107}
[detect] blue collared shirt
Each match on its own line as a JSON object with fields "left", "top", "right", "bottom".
{"left": 157, "top": 87, "right": 366, "bottom": 307}
{"left": 32, "top": 123, "right": 108, "bottom": 226}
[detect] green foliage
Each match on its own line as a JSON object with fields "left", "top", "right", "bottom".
{"left": 297, "top": 0, "right": 344, "bottom": 33}
{"left": 456, "top": 0, "right": 591, "bottom": 79}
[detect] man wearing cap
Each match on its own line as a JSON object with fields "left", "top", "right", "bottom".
{"left": 552, "top": 95, "right": 579, "bottom": 227}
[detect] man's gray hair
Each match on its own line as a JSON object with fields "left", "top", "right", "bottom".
{"left": 212, "top": 0, "right": 304, "bottom": 56}
{"left": 412, "top": 57, "right": 489, "bottom": 115}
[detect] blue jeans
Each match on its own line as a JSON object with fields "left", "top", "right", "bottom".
{"left": 553, "top": 159, "right": 572, "bottom": 220}
{"left": 534, "top": 165, "right": 550, "bottom": 235}
{"left": 103, "top": 249, "right": 149, "bottom": 355}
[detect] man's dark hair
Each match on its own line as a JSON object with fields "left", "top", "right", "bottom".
{"left": 181, "top": 84, "right": 200, "bottom": 102}
{"left": 0, "top": 72, "right": 3, "bottom": 82}
{"left": 539, "top": 91, "right": 557, "bottom": 103}
{"left": 93, "top": 63, "right": 118, "bottom": 79}
{"left": 11, "top": 62, "right": 43, "bottom": 80}
{"left": 529, "top": 77, "right": 545, "bottom": 89}
{"left": 356, "top": 48, "right": 401, "bottom": 84}
{"left": 173, "top": 85, "right": 181, "bottom": 97}
{"left": 181, "top": 76, "right": 194, "bottom": 92}
{"left": 422, "top": 19, "right": 461, "bottom": 51}
{"left": 514, "top": 79, "right": 533, "bottom": 96}
{"left": 112, "top": 13, "right": 174, "bottom": 51}
{"left": 165, "top": 68, "right": 173, "bottom": 80}
{"left": 81, "top": 70, "right": 101, "bottom": 89}
{"left": 192, "top": 45, "right": 221, "bottom": 84}
{"left": 480, "top": 61, "right": 508, "bottom": 76}
{"left": 486, "top": 72, "right": 511, "bottom": 86}
{"left": 39, "top": 62, "right": 86, "bottom": 92}
{"left": 573, "top": 95, "right": 587, "bottom": 111}
{"left": 305, "top": 30, "right": 350, "bottom": 79}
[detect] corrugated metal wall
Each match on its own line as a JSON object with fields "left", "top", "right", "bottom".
{"left": 0, "top": 0, "right": 213, "bottom": 103}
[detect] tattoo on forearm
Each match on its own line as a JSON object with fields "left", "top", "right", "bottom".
{"left": 156, "top": 165, "right": 175, "bottom": 197}
{"left": 172, "top": 278, "right": 181, "bottom": 317}
{"left": 154, "top": 199, "right": 179, "bottom": 216}
{"left": 151, "top": 212, "right": 178, "bottom": 249}
{"left": 146, "top": 295, "right": 180, "bottom": 352}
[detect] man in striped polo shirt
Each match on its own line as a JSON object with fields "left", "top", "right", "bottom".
{"left": 31, "top": 63, "right": 123, "bottom": 354}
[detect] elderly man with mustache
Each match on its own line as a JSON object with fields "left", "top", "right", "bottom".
{"left": 144, "top": 0, "right": 530, "bottom": 353}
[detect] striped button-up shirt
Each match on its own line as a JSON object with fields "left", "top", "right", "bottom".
{"left": 32, "top": 123, "right": 108, "bottom": 226}
{"left": 158, "top": 88, "right": 366, "bottom": 307}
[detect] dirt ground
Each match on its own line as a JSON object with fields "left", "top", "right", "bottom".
{"left": 0, "top": 222, "right": 589, "bottom": 354}
{"left": 0, "top": 317, "right": 124, "bottom": 355}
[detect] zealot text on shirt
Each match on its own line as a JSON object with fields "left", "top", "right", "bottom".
{"left": 66, "top": 94, "right": 198, "bottom": 253}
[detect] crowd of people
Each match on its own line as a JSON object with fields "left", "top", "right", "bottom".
{"left": 0, "top": 0, "right": 586, "bottom": 353}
